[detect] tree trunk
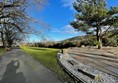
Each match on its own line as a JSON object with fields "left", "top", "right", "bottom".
{"left": 1, "top": 32, "right": 5, "bottom": 48}
{"left": 98, "top": 36, "right": 102, "bottom": 49}
{"left": 96, "top": 26, "right": 102, "bottom": 49}
{"left": 5, "top": 32, "right": 11, "bottom": 47}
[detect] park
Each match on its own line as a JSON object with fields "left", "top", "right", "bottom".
{"left": 0, "top": 0, "right": 118, "bottom": 83}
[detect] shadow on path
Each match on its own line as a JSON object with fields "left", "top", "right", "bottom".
{"left": 0, "top": 60, "right": 27, "bottom": 83}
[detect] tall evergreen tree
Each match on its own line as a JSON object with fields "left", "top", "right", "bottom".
{"left": 70, "top": 0, "right": 118, "bottom": 49}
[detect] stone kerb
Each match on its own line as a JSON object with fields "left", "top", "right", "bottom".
{"left": 57, "top": 49, "right": 71, "bottom": 60}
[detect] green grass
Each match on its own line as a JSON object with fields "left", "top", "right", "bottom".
{"left": 0, "top": 48, "right": 5, "bottom": 56}
{"left": 21, "top": 46, "right": 75, "bottom": 83}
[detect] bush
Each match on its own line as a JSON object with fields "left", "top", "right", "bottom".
{"left": 103, "top": 38, "right": 118, "bottom": 47}
{"left": 33, "top": 41, "right": 79, "bottom": 48}
{"left": 80, "top": 39, "right": 96, "bottom": 46}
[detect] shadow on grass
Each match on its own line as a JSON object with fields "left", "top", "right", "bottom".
{"left": 0, "top": 60, "right": 27, "bottom": 83}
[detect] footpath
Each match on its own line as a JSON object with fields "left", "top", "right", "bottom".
{"left": 0, "top": 49, "right": 62, "bottom": 83}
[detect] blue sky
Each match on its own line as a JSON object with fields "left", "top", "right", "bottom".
{"left": 28, "top": 0, "right": 118, "bottom": 42}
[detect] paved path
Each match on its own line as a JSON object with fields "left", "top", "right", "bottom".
{"left": 68, "top": 47, "right": 118, "bottom": 78}
{"left": 0, "top": 48, "right": 62, "bottom": 83}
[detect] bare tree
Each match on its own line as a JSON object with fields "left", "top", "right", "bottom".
{"left": 0, "top": 0, "right": 46, "bottom": 47}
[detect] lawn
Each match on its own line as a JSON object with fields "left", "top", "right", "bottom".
{"left": 21, "top": 46, "right": 74, "bottom": 83}
{"left": 0, "top": 48, "right": 5, "bottom": 56}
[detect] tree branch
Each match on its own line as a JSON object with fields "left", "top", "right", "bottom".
{"left": 0, "top": 22, "right": 22, "bottom": 32}
{"left": 102, "top": 25, "right": 112, "bottom": 37}
{"left": 0, "top": 4, "right": 20, "bottom": 8}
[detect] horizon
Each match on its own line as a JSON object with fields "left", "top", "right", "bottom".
{"left": 28, "top": 0, "right": 118, "bottom": 43}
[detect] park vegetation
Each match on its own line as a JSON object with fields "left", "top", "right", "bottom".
{"left": 23, "top": 0, "right": 118, "bottom": 49}
{"left": 0, "top": 0, "right": 45, "bottom": 48}
{"left": 21, "top": 46, "right": 75, "bottom": 83}
{"left": 23, "top": 31, "right": 118, "bottom": 48}
{"left": 70, "top": 0, "right": 118, "bottom": 49}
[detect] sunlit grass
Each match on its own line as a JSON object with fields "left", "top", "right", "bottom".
{"left": 21, "top": 46, "right": 74, "bottom": 83}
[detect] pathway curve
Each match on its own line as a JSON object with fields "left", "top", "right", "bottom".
{"left": 0, "top": 48, "right": 62, "bottom": 83}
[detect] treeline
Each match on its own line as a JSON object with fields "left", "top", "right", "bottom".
{"left": 25, "top": 32, "right": 118, "bottom": 48}
{"left": 26, "top": 41, "right": 79, "bottom": 48}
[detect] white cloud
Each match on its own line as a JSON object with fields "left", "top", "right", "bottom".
{"left": 52, "top": 25, "right": 78, "bottom": 34}
{"left": 61, "top": 0, "right": 76, "bottom": 10}
{"left": 62, "top": 25, "right": 78, "bottom": 34}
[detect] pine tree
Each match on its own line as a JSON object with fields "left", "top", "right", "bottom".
{"left": 70, "top": 0, "right": 118, "bottom": 49}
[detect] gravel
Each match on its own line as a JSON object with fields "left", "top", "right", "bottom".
{"left": 57, "top": 52, "right": 118, "bottom": 83}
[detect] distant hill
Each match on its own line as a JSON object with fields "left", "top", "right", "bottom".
{"left": 63, "top": 29, "right": 118, "bottom": 42}
{"left": 62, "top": 36, "right": 84, "bottom": 42}
{"left": 61, "top": 30, "right": 118, "bottom": 47}
{"left": 61, "top": 35, "right": 95, "bottom": 42}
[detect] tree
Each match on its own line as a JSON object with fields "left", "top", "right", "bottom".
{"left": 0, "top": 0, "right": 46, "bottom": 47}
{"left": 70, "top": 0, "right": 118, "bottom": 49}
